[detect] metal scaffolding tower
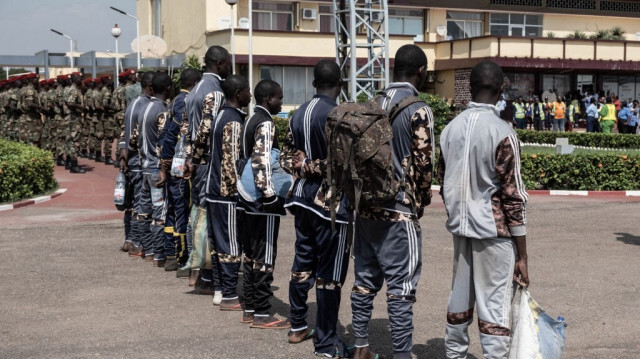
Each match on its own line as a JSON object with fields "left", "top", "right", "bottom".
{"left": 333, "top": 0, "right": 389, "bottom": 102}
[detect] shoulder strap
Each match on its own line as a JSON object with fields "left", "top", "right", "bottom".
{"left": 388, "top": 95, "right": 423, "bottom": 124}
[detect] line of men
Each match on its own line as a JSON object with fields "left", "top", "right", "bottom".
{"left": 0, "top": 70, "right": 142, "bottom": 173}
{"left": 115, "top": 44, "right": 529, "bottom": 359}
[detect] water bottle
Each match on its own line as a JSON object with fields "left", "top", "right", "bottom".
{"left": 150, "top": 169, "right": 164, "bottom": 207}
{"left": 556, "top": 316, "right": 567, "bottom": 339}
{"left": 171, "top": 135, "right": 186, "bottom": 177}
{"left": 113, "top": 172, "right": 126, "bottom": 205}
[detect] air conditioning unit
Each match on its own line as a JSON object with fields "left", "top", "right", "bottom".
{"left": 371, "top": 12, "right": 383, "bottom": 22}
{"left": 302, "top": 8, "right": 317, "bottom": 20}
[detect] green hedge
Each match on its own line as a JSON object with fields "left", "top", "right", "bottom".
{"left": 521, "top": 153, "right": 640, "bottom": 190}
{"left": 516, "top": 129, "right": 640, "bottom": 149}
{"left": 0, "top": 140, "right": 57, "bottom": 203}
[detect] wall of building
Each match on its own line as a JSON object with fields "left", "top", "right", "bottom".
{"left": 544, "top": 13, "right": 640, "bottom": 39}
{"left": 434, "top": 69, "right": 455, "bottom": 100}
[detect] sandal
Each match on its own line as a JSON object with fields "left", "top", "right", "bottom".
{"left": 250, "top": 315, "right": 291, "bottom": 329}
{"left": 288, "top": 328, "right": 315, "bottom": 344}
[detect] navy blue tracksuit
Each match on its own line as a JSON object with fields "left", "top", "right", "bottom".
{"left": 159, "top": 90, "right": 191, "bottom": 265}
{"left": 281, "top": 94, "right": 351, "bottom": 356}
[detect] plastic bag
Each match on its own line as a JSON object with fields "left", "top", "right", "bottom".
{"left": 509, "top": 288, "right": 566, "bottom": 359}
{"left": 236, "top": 148, "right": 293, "bottom": 201}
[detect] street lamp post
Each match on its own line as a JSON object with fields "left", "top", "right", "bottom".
{"left": 225, "top": 0, "right": 238, "bottom": 74}
{"left": 110, "top": 6, "right": 140, "bottom": 69}
{"left": 50, "top": 29, "right": 74, "bottom": 71}
{"left": 112, "top": 24, "right": 122, "bottom": 87}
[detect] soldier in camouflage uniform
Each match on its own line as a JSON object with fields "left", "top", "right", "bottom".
{"left": 78, "top": 78, "right": 92, "bottom": 157}
{"left": 92, "top": 78, "right": 106, "bottom": 162}
{"left": 124, "top": 69, "right": 141, "bottom": 107}
{"left": 100, "top": 76, "right": 117, "bottom": 165}
{"left": 112, "top": 73, "right": 128, "bottom": 167}
{"left": 0, "top": 81, "right": 8, "bottom": 139}
{"left": 55, "top": 75, "right": 69, "bottom": 166}
{"left": 82, "top": 79, "right": 97, "bottom": 160}
{"left": 39, "top": 80, "right": 53, "bottom": 151}
{"left": 19, "top": 73, "right": 44, "bottom": 147}
{"left": 8, "top": 77, "right": 23, "bottom": 141}
{"left": 65, "top": 72, "right": 86, "bottom": 173}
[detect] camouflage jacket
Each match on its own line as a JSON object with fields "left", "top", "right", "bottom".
{"left": 113, "top": 85, "right": 126, "bottom": 115}
{"left": 66, "top": 84, "right": 83, "bottom": 115}
{"left": 84, "top": 89, "right": 95, "bottom": 113}
{"left": 100, "top": 87, "right": 113, "bottom": 117}
{"left": 19, "top": 85, "right": 39, "bottom": 114}
{"left": 205, "top": 106, "right": 245, "bottom": 200}
{"left": 186, "top": 88, "right": 225, "bottom": 164}
{"left": 243, "top": 106, "right": 279, "bottom": 198}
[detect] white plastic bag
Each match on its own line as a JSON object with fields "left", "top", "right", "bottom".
{"left": 509, "top": 288, "right": 566, "bottom": 359}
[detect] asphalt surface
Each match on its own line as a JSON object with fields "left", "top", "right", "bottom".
{"left": 1, "top": 161, "right": 640, "bottom": 358}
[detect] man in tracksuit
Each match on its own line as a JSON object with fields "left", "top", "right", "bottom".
{"left": 238, "top": 79, "right": 289, "bottom": 329}
{"left": 438, "top": 61, "right": 530, "bottom": 359}
{"left": 120, "top": 72, "right": 154, "bottom": 257}
{"left": 204, "top": 74, "right": 251, "bottom": 311}
{"left": 351, "top": 44, "right": 434, "bottom": 359}
{"left": 280, "top": 60, "right": 352, "bottom": 357}
{"left": 130, "top": 72, "right": 172, "bottom": 266}
{"left": 183, "top": 46, "right": 231, "bottom": 299}
{"left": 158, "top": 69, "right": 201, "bottom": 274}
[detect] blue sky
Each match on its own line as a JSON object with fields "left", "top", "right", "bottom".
{"left": 0, "top": 0, "right": 138, "bottom": 56}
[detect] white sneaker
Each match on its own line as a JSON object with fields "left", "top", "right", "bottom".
{"left": 213, "top": 291, "right": 222, "bottom": 306}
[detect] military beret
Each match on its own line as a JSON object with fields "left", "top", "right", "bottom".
{"left": 100, "top": 75, "right": 111, "bottom": 81}
{"left": 71, "top": 71, "right": 82, "bottom": 77}
{"left": 129, "top": 69, "right": 137, "bottom": 75}
{"left": 118, "top": 71, "right": 127, "bottom": 78}
{"left": 0, "top": 80, "right": 6, "bottom": 86}
{"left": 83, "top": 78, "right": 93, "bottom": 84}
{"left": 39, "top": 80, "right": 47, "bottom": 85}
{"left": 8, "top": 77, "right": 16, "bottom": 83}
{"left": 47, "top": 78, "right": 56, "bottom": 85}
{"left": 24, "top": 73, "right": 38, "bottom": 79}
{"left": 93, "top": 78, "right": 102, "bottom": 84}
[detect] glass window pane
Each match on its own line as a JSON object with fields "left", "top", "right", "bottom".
{"left": 490, "top": 13, "right": 509, "bottom": 24}
{"left": 525, "top": 15, "right": 542, "bottom": 25}
{"left": 447, "top": 20, "right": 465, "bottom": 39}
{"left": 389, "top": 17, "right": 404, "bottom": 35}
{"left": 404, "top": 18, "right": 423, "bottom": 35}
{"left": 510, "top": 14, "right": 524, "bottom": 24}
{"left": 277, "top": 3, "right": 293, "bottom": 11}
{"left": 283, "top": 67, "right": 308, "bottom": 105}
{"left": 511, "top": 27, "right": 523, "bottom": 37}
{"left": 320, "top": 14, "right": 333, "bottom": 32}
{"left": 274, "top": 13, "right": 292, "bottom": 31}
{"left": 464, "top": 21, "right": 483, "bottom": 38}
{"left": 448, "top": 11, "right": 482, "bottom": 20}
{"left": 319, "top": 5, "right": 332, "bottom": 14}
{"left": 525, "top": 26, "right": 541, "bottom": 37}
{"left": 490, "top": 24, "right": 509, "bottom": 36}
{"left": 260, "top": 66, "right": 283, "bottom": 84}
{"left": 306, "top": 67, "right": 316, "bottom": 102}
{"left": 253, "top": 12, "right": 271, "bottom": 30}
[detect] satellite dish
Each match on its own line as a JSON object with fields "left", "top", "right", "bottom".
{"left": 218, "top": 17, "right": 231, "bottom": 30}
{"left": 436, "top": 25, "right": 447, "bottom": 37}
{"left": 131, "top": 35, "right": 168, "bottom": 58}
{"left": 238, "top": 17, "right": 249, "bottom": 29}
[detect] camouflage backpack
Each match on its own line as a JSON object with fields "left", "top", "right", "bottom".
{"left": 325, "top": 94, "right": 423, "bottom": 225}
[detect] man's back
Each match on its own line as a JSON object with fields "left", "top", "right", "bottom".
{"left": 439, "top": 102, "right": 526, "bottom": 239}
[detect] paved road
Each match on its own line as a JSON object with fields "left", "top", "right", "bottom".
{"left": 1, "top": 162, "right": 639, "bottom": 358}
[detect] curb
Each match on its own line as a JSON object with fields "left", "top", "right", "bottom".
{"left": 431, "top": 186, "right": 640, "bottom": 198}
{"left": 0, "top": 189, "right": 67, "bottom": 212}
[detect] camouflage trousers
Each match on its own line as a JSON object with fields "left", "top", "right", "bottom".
{"left": 41, "top": 114, "right": 54, "bottom": 151}
{"left": 6, "top": 113, "right": 17, "bottom": 140}
{"left": 0, "top": 113, "right": 6, "bottom": 138}
{"left": 79, "top": 116, "right": 90, "bottom": 153}
{"left": 25, "top": 113, "right": 43, "bottom": 147}
{"left": 92, "top": 113, "right": 104, "bottom": 153}
{"left": 17, "top": 114, "right": 28, "bottom": 143}
{"left": 103, "top": 115, "right": 117, "bottom": 159}
{"left": 55, "top": 114, "right": 66, "bottom": 157}
{"left": 65, "top": 113, "right": 82, "bottom": 159}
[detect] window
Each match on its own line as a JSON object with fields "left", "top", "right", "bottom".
{"left": 319, "top": 5, "right": 352, "bottom": 33}
{"left": 152, "top": 0, "right": 162, "bottom": 37}
{"left": 260, "top": 65, "right": 315, "bottom": 105}
{"left": 490, "top": 13, "right": 542, "bottom": 37}
{"left": 446, "top": 11, "right": 483, "bottom": 40}
{"left": 252, "top": 2, "right": 293, "bottom": 31}
{"left": 389, "top": 9, "right": 424, "bottom": 41}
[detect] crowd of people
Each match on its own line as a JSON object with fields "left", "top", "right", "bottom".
{"left": 495, "top": 90, "right": 640, "bottom": 134}
{"left": 0, "top": 70, "right": 142, "bottom": 173}
{"left": 0, "top": 45, "right": 530, "bottom": 359}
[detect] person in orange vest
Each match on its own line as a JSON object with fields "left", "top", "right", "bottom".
{"left": 552, "top": 96, "right": 566, "bottom": 132}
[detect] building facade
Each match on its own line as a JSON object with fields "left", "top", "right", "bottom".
{"left": 137, "top": 0, "right": 640, "bottom": 107}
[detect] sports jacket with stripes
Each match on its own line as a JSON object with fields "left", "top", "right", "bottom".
{"left": 438, "top": 102, "right": 528, "bottom": 239}
{"left": 205, "top": 105, "right": 245, "bottom": 202}
{"left": 280, "top": 94, "right": 348, "bottom": 223}
{"left": 119, "top": 94, "right": 150, "bottom": 169}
